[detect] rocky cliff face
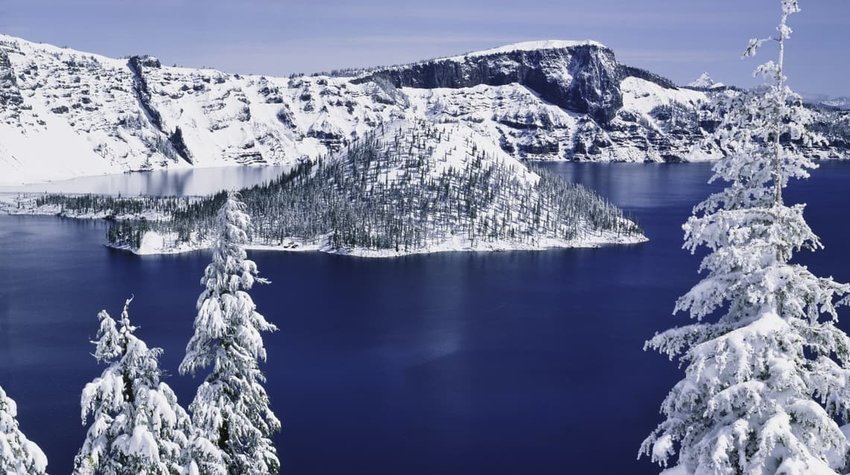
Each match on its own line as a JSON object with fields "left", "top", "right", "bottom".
{"left": 0, "top": 48, "right": 23, "bottom": 109}
{"left": 354, "top": 41, "right": 626, "bottom": 124}
{"left": 0, "top": 35, "right": 845, "bottom": 185}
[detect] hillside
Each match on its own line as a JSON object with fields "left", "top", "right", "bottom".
{"left": 21, "top": 120, "right": 645, "bottom": 256}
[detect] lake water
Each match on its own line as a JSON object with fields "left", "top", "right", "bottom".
{"left": 0, "top": 165, "right": 291, "bottom": 196}
{"left": 2, "top": 161, "right": 850, "bottom": 474}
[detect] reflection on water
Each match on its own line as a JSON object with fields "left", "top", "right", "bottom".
{"left": 539, "top": 161, "right": 716, "bottom": 209}
{"left": 0, "top": 161, "right": 717, "bottom": 204}
{"left": 0, "top": 165, "right": 291, "bottom": 196}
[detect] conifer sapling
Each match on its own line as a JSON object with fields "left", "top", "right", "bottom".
{"left": 180, "top": 192, "right": 280, "bottom": 475}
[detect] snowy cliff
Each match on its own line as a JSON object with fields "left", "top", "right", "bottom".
{"left": 0, "top": 34, "right": 846, "bottom": 185}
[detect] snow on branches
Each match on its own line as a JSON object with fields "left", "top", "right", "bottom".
{"left": 74, "top": 297, "right": 223, "bottom": 475}
{"left": 0, "top": 385, "right": 47, "bottom": 474}
{"left": 179, "top": 192, "right": 280, "bottom": 475}
{"left": 641, "top": 1, "right": 850, "bottom": 474}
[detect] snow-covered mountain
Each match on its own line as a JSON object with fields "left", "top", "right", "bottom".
{"left": 822, "top": 98, "right": 850, "bottom": 110}
{"left": 801, "top": 92, "right": 850, "bottom": 111}
{"left": 687, "top": 72, "right": 725, "bottom": 90}
{"left": 0, "top": 34, "right": 846, "bottom": 185}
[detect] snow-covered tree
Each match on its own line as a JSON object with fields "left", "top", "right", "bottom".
{"left": 641, "top": 1, "right": 850, "bottom": 474}
{"left": 0, "top": 385, "right": 47, "bottom": 474}
{"left": 180, "top": 192, "right": 280, "bottom": 475}
{"left": 74, "top": 297, "right": 224, "bottom": 475}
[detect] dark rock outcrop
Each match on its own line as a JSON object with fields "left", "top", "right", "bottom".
{"left": 354, "top": 44, "right": 625, "bottom": 124}
{"left": 128, "top": 55, "right": 191, "bottom": 163}
{"left": 618, "top": 65, "right": 677, "bottom": 89}
{"left": 168, "top": 127, "right": 192, "bottom": 164}
{"left": 128, "top": 55, "right": 164, "bottom": 130}
{"left": 0, "top": 48, "right": 23, "bottom": 107}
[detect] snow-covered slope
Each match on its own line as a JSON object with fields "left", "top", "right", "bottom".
{"left": 0, "top": 34, "right": 404, "bottom": 184}
{"left": 0, "top": 36, "right": 376, "bottom": 183}
{"left": 451, "top": 40, "right": 606, "bottom": 59}
{"left": 0, "top": 34, "right": 845, "bottom": 185}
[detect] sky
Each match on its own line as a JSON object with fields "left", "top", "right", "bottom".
{"left": 1, "top": 0, "right": 848, "bottom": 96}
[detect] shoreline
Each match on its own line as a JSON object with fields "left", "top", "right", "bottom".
{"left": 107, "top": 233, "right": 649, "bottom": 259}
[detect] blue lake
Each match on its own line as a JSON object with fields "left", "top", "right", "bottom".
{"left": 0, "top": 165, "right": 291, "bottom": 196}
{"left": 2, "top": 161, "right": 850, "bottom": 474}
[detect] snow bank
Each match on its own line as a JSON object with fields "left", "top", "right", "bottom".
{"left": 453, "top": 40, "right": 606, "bottom": 59}
{"left": 123, "top": 230, "right": 646, "bottom": 258}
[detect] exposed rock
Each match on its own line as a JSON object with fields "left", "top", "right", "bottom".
{"left": 0, "top": 49, "right": 23, "bottom": 107}
{"left": 127, "top": 56, "right": 164, "bottom": 129}
{"left": 168, "top": 126, "right": 192, "bottom": 164}
{"left": 354, "top": 42, "right": 624, "bottom": 124}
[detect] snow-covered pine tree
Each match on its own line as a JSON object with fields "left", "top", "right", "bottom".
{"left": 179, "top": 192, "right": 280, "bottom": 475}
{"left": 0, "top": 385, "right": 47, "bottom": 474}
{"left": 74, "top": 297, "right": 224, "bottom": 475}
{"left": 641, "top": 1, "right": 850, "bottom": 473}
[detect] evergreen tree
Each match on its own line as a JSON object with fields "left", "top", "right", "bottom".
{"left": 641, "top": 1, "right": 850, "bottom": 473}
{"left": 0, "top": 385, "right": 47, "bottom": 474}
{"left": 74, "top": 297, "right": 222, "bottom": 475}
{"left": 179, "top": 192, "right": 280, "bottom": 475}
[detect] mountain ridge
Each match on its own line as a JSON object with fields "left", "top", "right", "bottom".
{"left": 0, "top": 34, "right": 847, "bottom": 185}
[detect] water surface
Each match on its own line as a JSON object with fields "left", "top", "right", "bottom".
{"left": 1, "top": 162, "right": 849, "bottom": 474}
{"left": 0, "top": 165, "right": 290, "bottom": 196}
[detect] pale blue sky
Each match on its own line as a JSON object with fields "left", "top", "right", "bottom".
{"left": 1, "top": 0, "right": 848, "bottom": 95}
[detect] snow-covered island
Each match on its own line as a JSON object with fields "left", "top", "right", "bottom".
{"left": 3, "top": 120, "right": 646, "bottom": 257}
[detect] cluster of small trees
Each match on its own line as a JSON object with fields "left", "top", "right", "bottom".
{"left": 1, "top": 193, "right": 280, "bottom": 474}
{"left": 811, "top": 108, "right": 850, "bottom": 154}
{"left": 35, "top": 194, "right": 194, "bottom": 218}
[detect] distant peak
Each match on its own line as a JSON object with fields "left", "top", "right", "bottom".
{"left": 688, "top": 72, "right": 724, "bottom": 89}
